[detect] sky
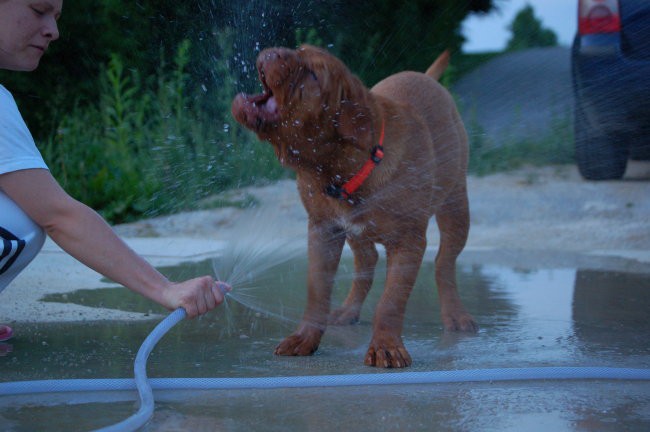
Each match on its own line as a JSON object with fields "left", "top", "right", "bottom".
{"left": 463, "top": 0, "right": 577, "bottom": 52}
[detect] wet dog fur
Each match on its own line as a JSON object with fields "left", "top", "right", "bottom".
{"left": 231, "top": 45, "right": 477, "bottom": 368}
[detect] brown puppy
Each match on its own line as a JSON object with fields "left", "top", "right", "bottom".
{"left": 231, "top": 45, "right": 477, "bottom": 368}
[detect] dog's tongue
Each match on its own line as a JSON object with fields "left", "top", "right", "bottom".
{"left": 264, "top": 96, "right": 278, "bottom": 114}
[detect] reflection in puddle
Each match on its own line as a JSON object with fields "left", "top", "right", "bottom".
{"left": 2, "top": 253, "right": 649, "bottom": 431}
{"left": 478, "top": 267, "right": 578, "bottom": 364}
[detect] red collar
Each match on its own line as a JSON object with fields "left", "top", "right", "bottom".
{"left": 326, "top": 122, "right": 385, "bottom": 204}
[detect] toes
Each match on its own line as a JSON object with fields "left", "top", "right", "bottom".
{"left": 443, "top": 313, "right": 479, "bottom": 333}
{"left": 274, "top": 334, "right": 320, "bottom": 356}
{"left": 364, "top": 345, "right": 412, "bottom": 368}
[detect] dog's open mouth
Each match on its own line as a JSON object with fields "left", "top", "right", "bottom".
{"left": 254, "top": 89, "right": 278, "bottom": 116}
{"left": 249, "top": 90, "right": 278, "bottom": 114}
{"left": 231, "top": 70, "right": 281, "bottom": 132}
{"left": 257, "top": 68, "right": 280, "bottom": 115}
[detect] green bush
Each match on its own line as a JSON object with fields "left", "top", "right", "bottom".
{"left": 43, "top": 31, "right": 287, "bottom": 224}
{"left": 467, "top": 111, "right": 574, "bottom": 176}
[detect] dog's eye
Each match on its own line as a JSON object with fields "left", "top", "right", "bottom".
{"left": 309, "top": 70, "right": 318, "bottom": 82}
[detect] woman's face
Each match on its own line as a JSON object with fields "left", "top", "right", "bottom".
{"left": 0, "top": 0, "right": 62, "bottom": 71}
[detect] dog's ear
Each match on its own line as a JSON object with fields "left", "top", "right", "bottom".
{"left": 335, "top": 99, "right": 373, "bottom": 149}
{"left": 333, "top": 72, "right": 374, "bottom": 149}
{"left": 301, "top": 45, "right": 374, "bottom": 149}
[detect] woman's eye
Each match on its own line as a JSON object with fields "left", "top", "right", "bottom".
{"left": 31, "top": 7, "right": 45, "bottom": 16}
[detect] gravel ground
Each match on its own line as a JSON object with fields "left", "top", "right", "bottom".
{"left": 114, "top": 162, "right": 650, "bottom": 255}
{"left": 453, "top": 46, "right": 573, "bottom": 144}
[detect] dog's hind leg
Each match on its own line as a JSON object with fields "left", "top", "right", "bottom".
{"left": 329, "top": 236, "right": 378, "bottom": 325}
{"left": 434, "top": 183, "right": 478, "bottom": 332}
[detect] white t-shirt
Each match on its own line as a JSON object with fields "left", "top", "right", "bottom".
{"left": 0, "top": 84, "right": 48, "bottom": 174}
{"left": 0, "top": 84, "right": 48, "bottom": 292}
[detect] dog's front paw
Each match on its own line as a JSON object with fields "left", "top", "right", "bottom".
{"left": 274, "top": 327, "right": 323, "bottom": 356}
{"left": 364, "top": 335, "right": 412, "bottom": 368}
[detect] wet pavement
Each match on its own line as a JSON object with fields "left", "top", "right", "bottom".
{"left": 1, "top": 248, "right": 649, "bottom": 431}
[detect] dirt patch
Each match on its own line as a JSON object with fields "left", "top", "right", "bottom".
{"left": 115, "top": 163, "right": 650, "bottom": 254}
{"left": 453, "top": 47, "right": 573, "bottom": 144}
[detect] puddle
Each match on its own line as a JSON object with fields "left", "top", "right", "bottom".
{"left": 1, "top": 252, "right": 650, "bottom": 431}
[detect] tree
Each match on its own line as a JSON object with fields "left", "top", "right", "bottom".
{"left": 505, "top": 4, "right": 558, "bottom": 51}
{"left": 316, "top": 0, "right": 494, "bottom": 85}
{"left": 0, "top": 0, "right": 497, "bottom": 140}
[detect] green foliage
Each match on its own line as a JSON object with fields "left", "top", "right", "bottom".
{"left": 4, "top": 1, "right": 521, "bottom": 223}
{"left": 467, "top": 111, "right": 574, "bottom": 176}
{"left": 506, "top": 4, "right": 558, "bottom": 51}
{"left": 316, "top": 0, "right": 491, "bottom": 86}
{"left": 1, "top": 0, "right": 496, "bottom": 140}
{"left": 295, "top": 28, "right": 324, "bottom": 47}
{"left": 43, "top": 34, "right": 287, "bottom": 224}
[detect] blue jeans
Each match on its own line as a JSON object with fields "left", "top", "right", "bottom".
{"left": 0, "top": 192, "right": 45, "bottom": 292}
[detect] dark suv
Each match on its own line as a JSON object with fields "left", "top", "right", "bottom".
{"left": 572, "top": 0, "right": 650, "bottom": 180}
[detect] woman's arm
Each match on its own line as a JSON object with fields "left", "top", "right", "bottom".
{"left": 0, "top": 168, "right": 229, "bottom": 317}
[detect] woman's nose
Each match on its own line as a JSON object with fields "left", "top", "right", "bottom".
{"left": 43, "top": 16, "right": 60, "bottom": 41}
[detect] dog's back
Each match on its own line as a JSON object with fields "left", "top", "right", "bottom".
{"left": 370, "top": 63, "right": 469, "bottom": 192}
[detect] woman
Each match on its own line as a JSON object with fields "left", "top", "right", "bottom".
{"left": 0, "top": 0, "right": 230, "bottom": 342}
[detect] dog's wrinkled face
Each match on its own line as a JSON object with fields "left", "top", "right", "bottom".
{"left": 232, "top": 45, "right": 372, "bottom": 166}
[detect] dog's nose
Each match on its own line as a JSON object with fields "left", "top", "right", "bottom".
{"left": 258, "top": 47, "right": 294, "bottom": 66}
{"left": 262, "top": 49, "right": 281, "bottom": 61}
{"left": 257, "top": 48, "right": 296, "bottom": 87}
{"left": 257, "top": 49, "right": 279, "bottom": 77}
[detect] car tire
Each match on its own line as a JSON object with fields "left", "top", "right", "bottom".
{"left": 629, "top": 132, "right": 650, "bottom": 160}
{"left": 574, "top": 101, "right": 628, "bottom": 180}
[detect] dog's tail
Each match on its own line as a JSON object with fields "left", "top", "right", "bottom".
{"left": 425, "top": 49, "right": 450, "bottom": 81}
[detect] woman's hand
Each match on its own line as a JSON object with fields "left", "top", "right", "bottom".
{"left": 162, "top": 276, "right": 232, "bottom": 318}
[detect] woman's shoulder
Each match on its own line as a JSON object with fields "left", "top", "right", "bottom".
{"left": 0, "top": 85, "right": 18, "bottom": 109}
{"left": 0, "top": 84, "right": 11, "bottom": 98}
{"left": 0, "top": 86, "right": 23, "bottom": 128}
{"left": 0, "top": 84, "right": 37, "bottom": 148}
{"left": 0, "top": 83, "right": 47, "bottom": 173}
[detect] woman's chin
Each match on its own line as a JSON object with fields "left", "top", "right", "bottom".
{"left": 3, "top": 61, "right": 41, "bottom": 72}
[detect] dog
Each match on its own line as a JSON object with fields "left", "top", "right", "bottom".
{"left": 231, "top": 45, "right": 477, "bottom": 368}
